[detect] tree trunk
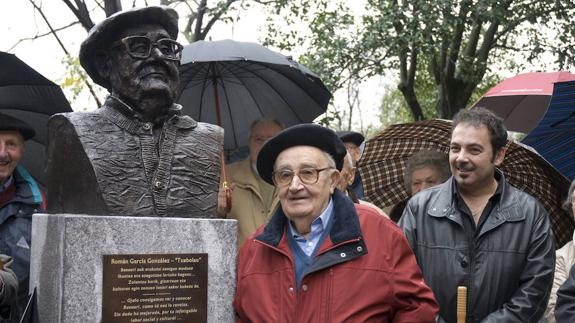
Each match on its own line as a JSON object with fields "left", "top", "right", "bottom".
{"left": 104, "top": 0, "right": 122, "bottom": 17}
{"left": 398, "top": 81, "right": 425, "bottom": 121}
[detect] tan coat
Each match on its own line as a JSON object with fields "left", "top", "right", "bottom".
{"left": 545, "top": 232, "right": 575, "bottom": 323}
{"left": 225, "top": 159, "right": 278, "bottom": 246}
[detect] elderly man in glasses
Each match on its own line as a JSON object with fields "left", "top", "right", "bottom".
{"left": 47, "top": 6, "right": 223, "bottom": 217}
{"left": 234, "top": 124, "right": 439, "bottom": 322}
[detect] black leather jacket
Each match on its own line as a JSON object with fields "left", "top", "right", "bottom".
{"left": 399, "top": 172, "right": 555, "bottom": 323}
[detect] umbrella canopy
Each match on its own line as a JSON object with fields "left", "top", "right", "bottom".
{"left": 471, "top": 71, "right": 575, "bottom": 133}
{"left": 0, "top": 52, "right": 73, "bottom": 185}
{"left": 177, "top": 39, "right": 331, "bottom": 152}
{"left": 523, "top": 80, "right": 575, "bottom": 181}
{"left": 359, "top": 119, "right": 574, "bottom": 247}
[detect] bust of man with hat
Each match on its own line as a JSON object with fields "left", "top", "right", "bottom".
{"left": 0, "top": 113, "right": 43, "bottom": 314}
{"left": 234, "top": 123, "right": 439, "bottom": 321}
{"left": 47, "top": 6, "right": 223, "bottom": 217}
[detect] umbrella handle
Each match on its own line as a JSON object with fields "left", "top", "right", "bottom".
{"left": 220, "top": 151, "right": 232, "bottom": 213}
{"left": 457, "top": 286, "right": 467, "bottom": 323}
{"left": 222, "top": 180, "right": 232, "bottom": 212}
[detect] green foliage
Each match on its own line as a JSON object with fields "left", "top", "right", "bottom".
{"left": 60, "top": 56, "right": 84, "bottom": 101}
{"left": 59, "top": 55, "right": 106, "bottom": 111}
{"left": 262, "top": 0, "right": 369, "bottom": 93}
{"left": 262, "top": 0, "right": 575, "bottom": 127}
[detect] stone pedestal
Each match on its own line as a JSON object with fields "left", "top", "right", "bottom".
{"left": 30, "top": 214, "right": 237, "bottom": 323}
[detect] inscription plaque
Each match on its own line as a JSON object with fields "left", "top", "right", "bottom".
{"left": 102, "top": 253, "right": 208, "bottom": 323}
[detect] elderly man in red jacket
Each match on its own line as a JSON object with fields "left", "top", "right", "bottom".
{"left": 233, "top": 123, "right": 439, "bottom": 322}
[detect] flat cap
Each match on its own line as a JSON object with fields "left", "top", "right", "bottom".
{"left": 336, "top": 131, "right": 365, "bottom": 146}
{"left": 79, "top": 6, "right": 179, "bottom": 90}
{"left": 0, "top": 113, "right": 35, "bottom": 140}
{"left": 257, "top": 123, "right": 347, "bottom": 185}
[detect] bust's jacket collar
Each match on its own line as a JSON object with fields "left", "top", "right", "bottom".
{"left": 101, "top": 95, "right": 196, "bottom": 134}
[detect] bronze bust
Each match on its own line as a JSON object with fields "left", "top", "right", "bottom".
{"left": 47, "top": 6, "right": 223, "bottom": 217}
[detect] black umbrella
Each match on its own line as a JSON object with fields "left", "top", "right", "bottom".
{"left": 0, "top": 52, "right": 73, "bottom": 185}
{"left": 177, "top": 40, "right": 331, "bottom": 210}
{"left": 177, "top": 39, "right": 331, "bottom": 152}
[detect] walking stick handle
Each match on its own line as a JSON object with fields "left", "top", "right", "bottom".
{"left": 457, "top": 286, "right": 467, "bottom": 323}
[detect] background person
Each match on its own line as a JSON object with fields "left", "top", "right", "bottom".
{"left": 216, "top": 119, "right": 283, "bottom": 246}
{"left": 234, "top": 124, "right": 439, "bottom": 322}
{"left": 0, "top": 113, "right": 44, "bottom": 315}
{"left": 400, "top": 108, "right": 554, "bottom": 322}
{"left": 404, "top": 150, "right": 451, "bottom": 196}
{"left": 545, "top": 180, "right": 575, "bottom": 322}
{"left": 336, "top": 130, "right": 365, "bottom": 199}
{"left": 389, "top": 150, "right": 450, "bottom": 221}
{"left": 555, "top": 264, "right": 575, "bottom": 322}
{"left": 337, "top": 151, "right": 388, "bottom": 217}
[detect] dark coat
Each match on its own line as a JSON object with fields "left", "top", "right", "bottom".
{"left": 0, "top": 166, "right": 44, "bottom": 317}
{"left": 234, "top": 190, "right": 439, "bottom": 322}
{"left": 400, "top": 174, "right": 555, "bottom": 322}
{"left": 555, "top": 264, "right": 575, "bottom": 322}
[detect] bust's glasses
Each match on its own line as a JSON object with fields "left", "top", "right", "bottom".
{"left": 112, "top": 36, "right": 183, "bottom": 61}
{"left": 272, "top": 167, "right": 333, "bottom": 186}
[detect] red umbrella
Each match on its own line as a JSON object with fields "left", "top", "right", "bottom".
{"left": 471, "top": 71, "right": 575, "bottom": 133}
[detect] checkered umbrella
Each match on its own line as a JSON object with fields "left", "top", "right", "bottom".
{"left": 359, "top": 119, "right": 574, "bottom": 247}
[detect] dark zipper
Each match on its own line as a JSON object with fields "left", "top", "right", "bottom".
{"left": 466, "top": 235, "right": 479, "bottom": 323}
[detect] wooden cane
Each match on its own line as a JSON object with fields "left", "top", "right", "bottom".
{"left": 457, "top": 286, "right": 467, "bottom": 323}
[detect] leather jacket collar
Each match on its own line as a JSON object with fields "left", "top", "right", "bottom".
{"left": 427, "top": 170, "right": 525, "bottom": 234}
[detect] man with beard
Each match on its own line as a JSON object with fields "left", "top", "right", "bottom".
{"left": 399, "top": 108, "right": 554, "bottom": 322}
{"left": 47, "top": 6, "right": 223, "bottom": 217}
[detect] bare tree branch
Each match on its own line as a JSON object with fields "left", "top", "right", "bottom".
{"left": 104, "top": 0, "right": 122, "bottom": 17}
{"left": 62, "top": 0, "right": 94, "bottom": 31}
{"left": 29, "top": 0, "right": 101, "bottom": 107}
{"left": 193, "top": 0, "right": 208, "bottom": 41}
{"left": 7, "top": 21, "right": 80, "bottom": 52}
{"left": 199, "top": 0, "right": 240, "bottom": 40}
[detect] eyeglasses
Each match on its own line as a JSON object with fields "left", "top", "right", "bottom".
{"left": 112, "top": 36, "right": 183, "bottom": 61}
{"left": 272, "top": 167, "right": 333, "bottom": 186}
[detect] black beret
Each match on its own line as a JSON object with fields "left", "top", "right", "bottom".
{"left": 79, "top": 6, "right": 179, "bottom": 90}
{"left": 336, "top": 131, "right": 365, "bottom": 146}
{"left": 257, "top": 124, "right": 347, "bottom": 185}
{"left": 0, "top": 113, "right": 35, "bottom": 140}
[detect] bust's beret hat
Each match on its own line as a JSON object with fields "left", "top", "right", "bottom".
{"left": 79, "top": 6, "right": 179, "bottom": 90}
{"left": 257, "top": 123, "right": 347, "bottom": 185}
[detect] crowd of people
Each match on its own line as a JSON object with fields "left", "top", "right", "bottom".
{"left": 228, "top": 108, "right": 575, "bottom": 322}
{"left": 1, "top": 4, "right": 574, "bottom": 323}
